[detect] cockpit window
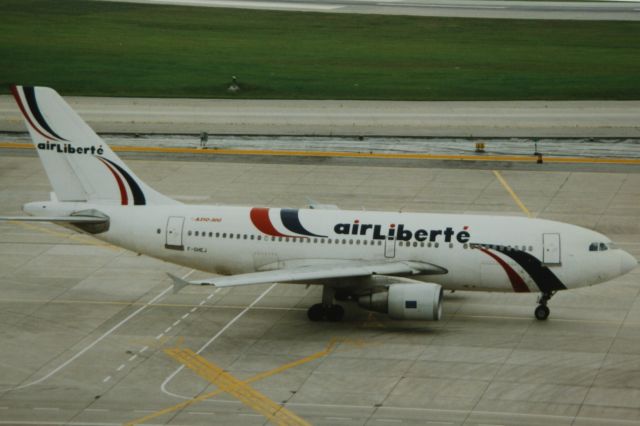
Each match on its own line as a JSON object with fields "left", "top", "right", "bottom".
{"left": 589, "top": 242, "right": 611, "bottom": 252}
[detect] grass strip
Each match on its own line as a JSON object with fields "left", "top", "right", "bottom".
{"left": 1, "top": 0, "right": 640, "bottom": 100}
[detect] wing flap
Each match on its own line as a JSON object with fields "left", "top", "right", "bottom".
{"left": 170, "top": 260, "right": 446, "bottom": 290}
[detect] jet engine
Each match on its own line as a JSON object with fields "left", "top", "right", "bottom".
{"left": 358, "top": 283, "right": 443, "bottom": 321}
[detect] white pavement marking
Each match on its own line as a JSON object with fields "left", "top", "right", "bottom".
{"left": 172, "top": 320, "right": 180, "bottom": 326}
{"left": 190, "top": 307, "right": 198, "bottom": 313}
{"left": 116, "top": 364, "right": 126, "bottom": 372}
{"left": 128, "top": 354, "right": 137, "bottom": 362}
{"left": 155, "top": 333, "right": 165, "bottom": 340}
{"left": 161, "top": 284, "right": 276, "bottom": 399}
{"left": 102, "top": 376, "right": 111, "bottom": 383}
{"left": 164, "top": 326, "right": 172, "bottom": 333}
{"left": 139, "top": 345, "right": 149, "bottom": 353}
{"left": 5, "top": 270, "right": 194, "bottom": 391}
{"left": 181, "top": 313, "right": 190, "bottom": 319}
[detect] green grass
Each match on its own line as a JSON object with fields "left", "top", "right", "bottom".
{"left": 1, "top": 0, "right": 640, "bottom": 100}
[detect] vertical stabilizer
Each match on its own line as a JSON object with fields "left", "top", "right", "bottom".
{"left": 11, "top": 86, "right": 177, "bottom": 205}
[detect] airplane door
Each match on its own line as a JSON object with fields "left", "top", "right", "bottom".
{"left": 543, "top": 233, "right": 561, "bottom": 265}
{"left": 384, "top": 236, "right": 396, "bottom": 258}
{"left": 165, "top": 216, "right": 185, "bottom": 251}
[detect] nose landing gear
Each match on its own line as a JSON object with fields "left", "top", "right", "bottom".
{"left": 307, "top": 285, "right": 345, "bottom": 322}
{"left": 534, "top": 291, "right": 555, "bottom": 321}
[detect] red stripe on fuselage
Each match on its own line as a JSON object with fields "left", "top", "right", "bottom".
{"left": 97, "top": 157, "right": 128, "bottom": 205}
{"left": 250, "top": 207, "right": 287, "bottom": 237}
{"left": 10, "top": 86, "right": 60, "bottom": 141}
{"left": 479, "top": 248, "right": 530, "bottom": 293}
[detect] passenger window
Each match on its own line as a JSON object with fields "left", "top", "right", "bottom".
{"left": 195, "top": 231, "right": 199, "bottom": 236}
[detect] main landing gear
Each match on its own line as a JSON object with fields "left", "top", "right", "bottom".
{"left": 307, "top": 286, "right": 345, "bottom": 322}
{"left": 534, "top": 291, "right": 555, "bottom": 321}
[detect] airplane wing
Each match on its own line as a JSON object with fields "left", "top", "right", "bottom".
{"left": 169, "top": 260, "right": 446, "bottom": 293}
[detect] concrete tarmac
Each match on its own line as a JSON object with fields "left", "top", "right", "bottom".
{"left": 0, "top": 153, "right": 639, "bottom": 425}
{"left": 1, "top": 95, "right": 639, "bottom": 138}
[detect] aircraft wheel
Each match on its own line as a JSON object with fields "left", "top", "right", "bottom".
{"left": 307, "top": 304, "right": 325, "bottom": 321}
{"left": 326, "top": 304, "right": 345, "bottom": 322}
{"left": 535, "top": 304, "right": 550, "bottom": 321}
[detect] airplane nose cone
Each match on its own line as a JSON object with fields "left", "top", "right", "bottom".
{"left": 621, "top": 251, "right": 638, "bottom": 275}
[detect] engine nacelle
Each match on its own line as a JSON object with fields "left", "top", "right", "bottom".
{"left": 358, "top": 283, "right": 443, "bottom": 321}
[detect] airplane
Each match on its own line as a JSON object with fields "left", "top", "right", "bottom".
{"left": 1, "top": 86, "right": 637, "bottom": 323}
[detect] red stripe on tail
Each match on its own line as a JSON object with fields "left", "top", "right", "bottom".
{"left": 10, "top": 86, "right": 60, "bottom": 141}
{"left": 97, "top": 157, "right": 128, "bottom": 205}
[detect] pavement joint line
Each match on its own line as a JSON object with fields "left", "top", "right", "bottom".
{"left": 492, "top": 170, "right": 532, "bottom": 217}
{"left": 0, "top": 297, "right": 306, "bottom": 311}
{"left": 166, "top": 348, "right": 311, "bottom": 425}
{"left": 126, "top": 338, "right": 338, "bottom": 426}
{"left": 2, "top": 142, "right": 640, "bottom": 165}
{"left": 160, "top": 285, "right": 274, "bottom": 400}
{"left": 2, "top": 271, "right": 194, "bottom": 392}
{"left": 8, "top": 220, "right": 119, "bottom": 252}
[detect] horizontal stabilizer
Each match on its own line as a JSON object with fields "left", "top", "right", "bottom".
{"left": 0, "top": 216, "right": 108, "bottom": 224}
{"left": 167, "top": 273, "right": 203, "bottom": 294}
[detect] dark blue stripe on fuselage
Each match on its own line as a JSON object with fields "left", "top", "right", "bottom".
{"left": 23, "top": 87, "right": 67, "bottom": 141}
{"left": 280, "top": 209, "right": 326, "bottom": 237}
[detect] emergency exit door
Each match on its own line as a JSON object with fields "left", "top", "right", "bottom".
{"left": 543, "top": 233, "right": 561, "bottom": 265}
{"left": 165, "top": 216, "right": 185, "bottom": 250}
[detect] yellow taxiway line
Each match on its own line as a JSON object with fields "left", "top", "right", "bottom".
{"left": 2, "top": 141, "right": 640, "bottom": 164}
{"left": 126, "top": 339, "right": 340, "bottom": 426}
{"left": 492, "top": 170, "right": 532, "bottom": 217}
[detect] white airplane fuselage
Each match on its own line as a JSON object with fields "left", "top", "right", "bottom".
{"left": 26, "top": 201, "right": 633, "bottom": 295}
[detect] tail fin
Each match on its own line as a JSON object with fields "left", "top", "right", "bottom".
{"left": 11, "top": 86, "right": 177, "bottom": 205}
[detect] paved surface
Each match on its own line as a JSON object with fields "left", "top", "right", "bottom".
{"left": 98, "top": 0, "right": 640, "bottom": 21}
{"left": 1, "top": 153, "right": 639, "bottom": 425}
{"left": 2, "top": 95, "right": 640, "bottom": 138}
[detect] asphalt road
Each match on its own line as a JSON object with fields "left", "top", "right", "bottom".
{"left": 2, "top": 96, "right": 639, "bottom": 138}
